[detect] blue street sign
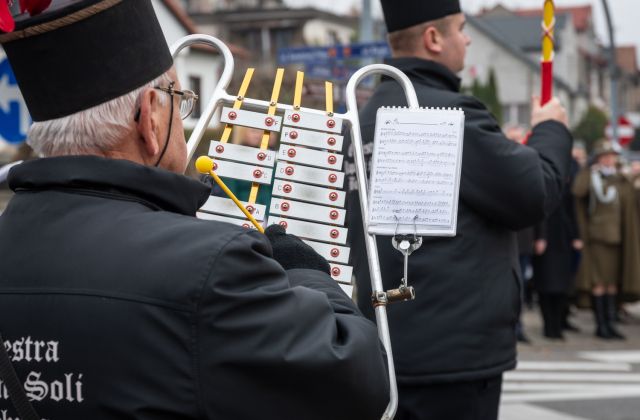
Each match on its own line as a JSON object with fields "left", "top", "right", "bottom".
{"left": 278, "top": 41, "right": 391, "bottom": 65}
{"left": 305, "top": 64, "right": 359, "bottom": 82}
{"left": 0, "top": 56, "right": 30, "bottom": 144}
{"left": 304, "top": 64, "right": 334, "bottom": 80}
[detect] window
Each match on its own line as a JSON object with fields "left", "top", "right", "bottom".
{"left": 189, "top": 76, "right": 202, "bottom": 119}
{"left": 502, "top": 105, "right": 513, "bottom": 124}
{"left": 274, "top": 28, "right": 294, "bottom": 52}
{"left": 517, "top": 104, "right": 530, "bottom": 126}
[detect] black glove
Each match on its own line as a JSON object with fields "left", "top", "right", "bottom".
{"left": 264, "top": 224, "right": 331, "bottom": 275}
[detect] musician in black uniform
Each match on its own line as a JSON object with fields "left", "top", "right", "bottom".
{"left": 0, "top": 1, "right": 389, "bottom": 419}
{"left": 345, "top": 1, "right": 573, "bottom": 419}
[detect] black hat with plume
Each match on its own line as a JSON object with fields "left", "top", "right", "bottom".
{"left": 0, "top": 0, "right": 172, "bottom": 122}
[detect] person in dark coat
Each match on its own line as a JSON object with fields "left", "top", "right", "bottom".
{"left": 0, "top": 2, "right": 389, "bottom": 419}
{"left": 532, "top": 161, "right": 582, "bottom": 340}
{"left": 345, "top": 1, "right": 573, "bottom": 419}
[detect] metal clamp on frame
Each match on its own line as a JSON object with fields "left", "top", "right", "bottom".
{"left": 371, "top": 216, "right": 421, "bottom": 307}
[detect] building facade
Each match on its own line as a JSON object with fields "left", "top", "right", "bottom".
{"left": 464, "top": 5, "right": 614, "bottom": 129}
{"left": 182, "top": 0, "right": 358, "bottom": 68}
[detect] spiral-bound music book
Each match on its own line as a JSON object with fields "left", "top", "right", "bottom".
{"left": 367, "top": 107, "right": 465, "bottom": 236}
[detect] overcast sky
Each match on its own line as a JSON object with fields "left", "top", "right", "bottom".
{"left": 284, "top": 0, "right": 640, "bottom": 47}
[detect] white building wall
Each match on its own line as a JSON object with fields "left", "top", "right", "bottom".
{"left": 153, "top": 0, "right": 189, "bottom": 45}
{"left": 463, "top": 22, "right": 583, "bottom": 127}
{"left": 551, "top": 16, "right": 580, "bottom": 93}
{"left": 463, "top": 24, "right": 535, "bottom": 126}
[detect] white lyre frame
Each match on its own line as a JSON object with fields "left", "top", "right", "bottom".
{"left": 172, "top": 35, "right": 420, "bottom": 420}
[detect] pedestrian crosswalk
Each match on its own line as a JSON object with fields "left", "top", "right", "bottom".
{"left": 502, "top": 306, "right": 640, "bottom": 419}
{"left": 502, "top": 359, "right": 640, "bottom": 404}
{"left": 500, "top": 352, "right": 640, "bottom": 420}
{"left": 499, "top": 357, "right": 640, "bottom": 419}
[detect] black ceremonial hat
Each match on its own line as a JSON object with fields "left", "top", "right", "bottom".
{"left": 0, "top": 0, "right": 173, "bottom": 122}
{"left": 380, "top": 0, "right": 461, "bottom": 33}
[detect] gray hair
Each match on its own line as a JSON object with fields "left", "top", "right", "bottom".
{"left": 27, "top": 71, "right": 172, "bottom": 157}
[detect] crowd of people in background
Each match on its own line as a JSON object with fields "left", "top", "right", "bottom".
{"left": 507, "top": 125, "right": 640, "bottom": 342}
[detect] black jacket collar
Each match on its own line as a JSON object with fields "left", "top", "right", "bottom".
{"left": 8, "top": 156, "right": 210, "bottom": 216}
{"left": 384, "top": 57, "right": 462, "bottom": 92}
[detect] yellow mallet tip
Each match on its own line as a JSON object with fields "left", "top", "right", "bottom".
{"left": 195, "top": 156, "right": 214, "bottom": 174}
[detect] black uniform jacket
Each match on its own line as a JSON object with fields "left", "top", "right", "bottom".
{"left": 0, "top": 156, "right": 389, "bottom": 419}
{"left": 346, "top": 58, "right": 573, "bottom": 384}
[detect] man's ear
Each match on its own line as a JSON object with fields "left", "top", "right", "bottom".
{"left": 422, "top": 26, "right": 443, "bottom": 54}
{"left": 135, "top": 88, "right": 161, "bottom": 158}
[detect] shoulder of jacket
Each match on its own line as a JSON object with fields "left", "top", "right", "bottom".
{"left": 449, "top": 93, "right": 486, "bottom": 110}
{"left": 141, "top": 212, "right": 259, "bottom": 262}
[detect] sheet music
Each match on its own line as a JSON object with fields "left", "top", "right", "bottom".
{"left": 367, "top": 107, "right": 464, "bottom": 236}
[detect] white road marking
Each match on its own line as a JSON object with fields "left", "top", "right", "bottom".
{"left": 579, "top": 350, "right": 640, "bottom": 364}
{"left": 502, "top": 388, "right": 640, "bottom": 403}
{"left": 503, "top": 360, "right": 640, "bottom": 405}
{"left": 517, "top": 361, "right": 632, "bottom": 372}
{"left": 499, "top": 403, "right": 590, "bottom": 420}
{"left": 504, "top": 382, "right": 640, "bottom": 392}
{"left": 505, "top": 371, "right": 640, "bottom": 382}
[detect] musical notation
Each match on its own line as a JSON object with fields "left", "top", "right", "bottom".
{"left": 368, "top": 108, "right": 464, "bottom": 236}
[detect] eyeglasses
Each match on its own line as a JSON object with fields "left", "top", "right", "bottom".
{"left": 155, "top": 81, "right": 199, "bottom": 120}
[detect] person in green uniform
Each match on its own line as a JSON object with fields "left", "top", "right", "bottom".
{"left": 573, "top": 140, "right": 640, "bottom": 339}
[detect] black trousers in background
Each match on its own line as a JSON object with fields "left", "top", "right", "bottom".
{"left": 396, "top": 375, "right": 503, "bottom": 420}
{"left": 538, "top": 293, "right": 568, "bottom": 338}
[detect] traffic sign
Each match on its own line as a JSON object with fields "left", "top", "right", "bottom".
{"left": 304, "top": 63, "right": 359, "bottom": 82}
{"left": 277, "top": 41, "right": 390, "bottom": 65}
{"left": 0, "top": 55, "right": 30, "bottom": 144}
{"left": 605, "top": 116, "right": 635, "bottom": 146}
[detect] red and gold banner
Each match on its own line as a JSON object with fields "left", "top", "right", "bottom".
{"left": 540, "top": 0, "right": 555, "bottom": 105}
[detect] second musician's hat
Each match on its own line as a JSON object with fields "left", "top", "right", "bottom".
{"left": 592, "top": 139, "right": 621, "bottom": 158}
{"left": 380, "top": 0, "right": 462, "bottom": 33}
{"left": 0, "top": 0, "right": 172, "bottom": 122}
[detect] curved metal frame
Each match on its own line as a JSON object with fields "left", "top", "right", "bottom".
{"left": 171, "top": 35, "right": 420, "bottom": 420}
{"left": 344, "top": 67, "right": 419, "bottom": 420}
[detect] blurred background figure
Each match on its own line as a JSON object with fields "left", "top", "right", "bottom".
{"left": 573, "top": 140, "right": 640, "bottom": 340}
{"left": 572, "top": 142, "right": 588, "bottom": 169}
{"left": 532, "top": 164, "right": 581, "bottom": 340}
{"left": 630, "top": 153, "right": 640, "bottom": 226}
{"left": 516, "top": 224, "right": 534, "bottom": 343}
{"left": 505, "top": 124, "right": 533, "bottom": 343}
